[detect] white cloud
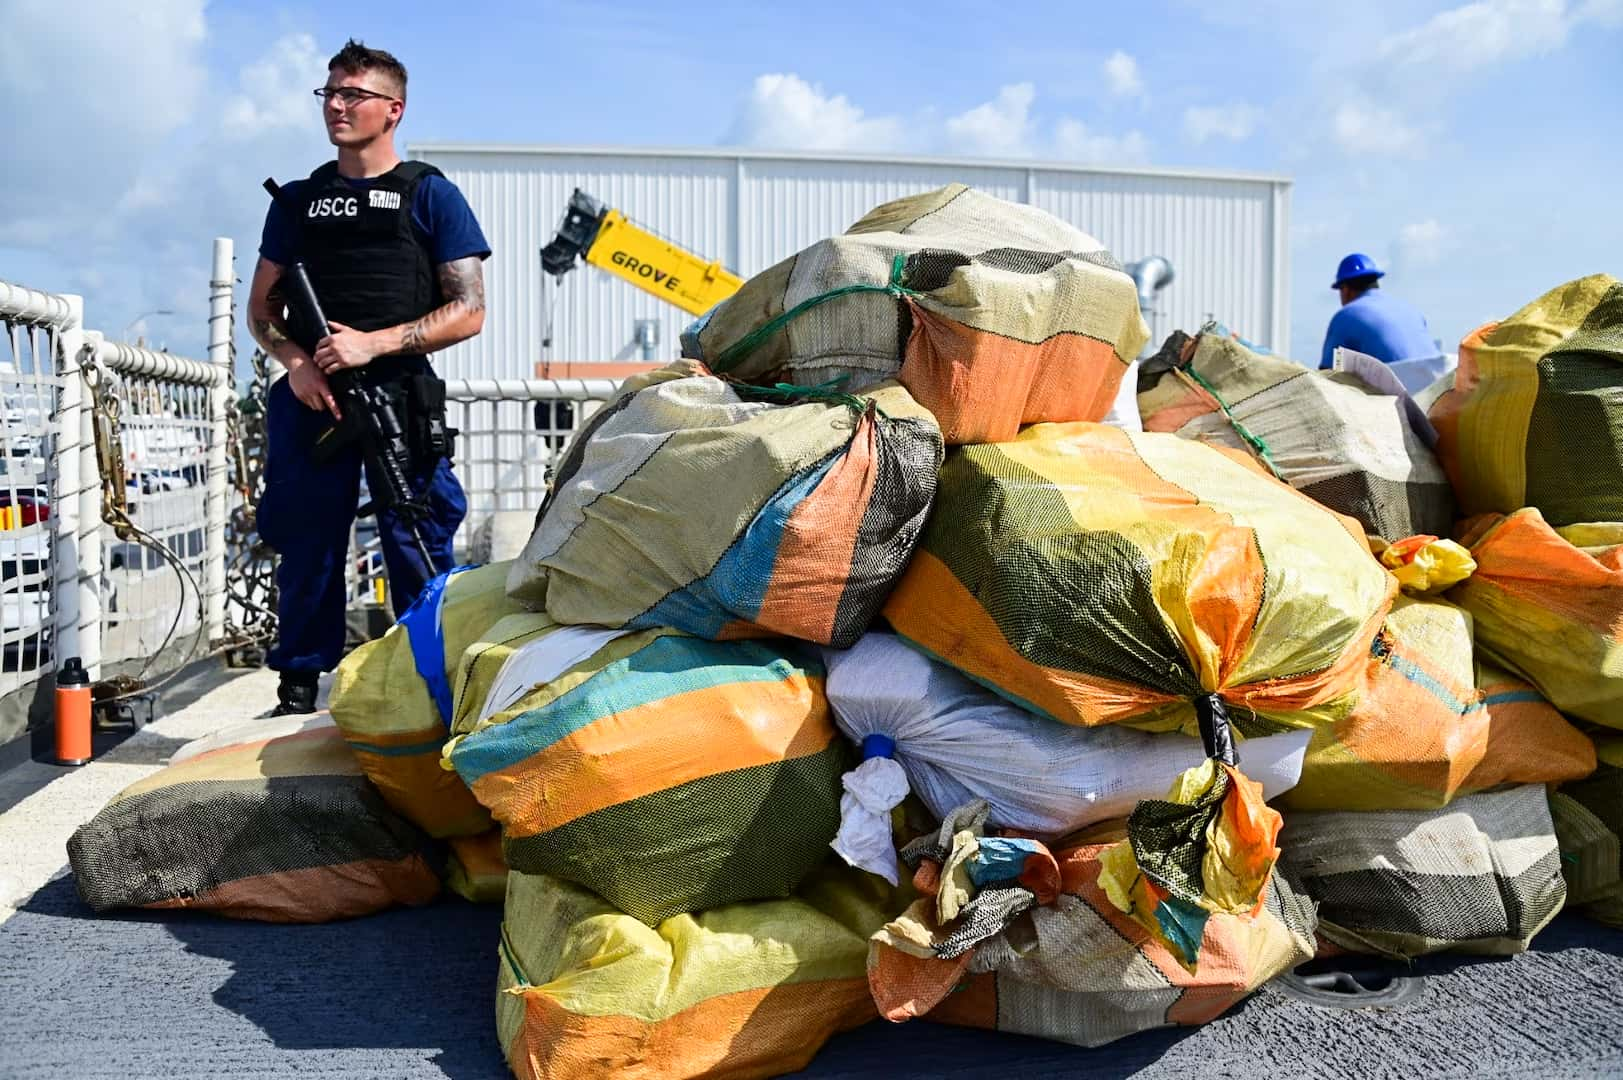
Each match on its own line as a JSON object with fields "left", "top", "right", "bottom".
{"left": 727, "top": 75, "right": 1148, "bottom": 166}
{"left": 0, "top": 0, "right": 205, "bottom": 138}
{"left": 1316, "top": 0, "right": 1621, "bottom": 161}
{"left": 1183, "top": 103, "right": 1263, "bottom": 143}
{"left": 0, "top": 0, "right": 208, "bottom": 246}
{"left": 1378, "top": 0, "right": 1569, "bottom": 75}
{"left": 1395, "top": 219, "right": 1449, "bottom": 267}
{"left": 1374, "top": 0, "right": 1623, "bottom": 79}
{"left": 725, "top": 74, "right": 905, "bottom": 152}
{"left": 944, "top": 83, "right": 1037, "bottom": 157}
{"left": 221, "top": 34, "right": 329, "bottom": 135}
{"left": 1102, "top": 51, "right": 1144, "bottom": 98}
{"left": 1053, "top": 119, "right": 1151, "bottom": 164}
{"left": 0, "top": 8, "right": 331, "bottom": 362}
{"left": 1332, "top": 103, "right": 1425, "bottom": 157}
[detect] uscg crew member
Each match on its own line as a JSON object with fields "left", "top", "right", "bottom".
{"left": 247, "top": 39, "right": 490, "bottom": 716}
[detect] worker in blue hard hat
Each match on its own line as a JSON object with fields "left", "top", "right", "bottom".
{"left": 1320, "top": 254, "right": 1444, "bottom": 388}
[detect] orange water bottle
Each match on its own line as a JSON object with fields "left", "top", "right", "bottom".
{"left": 55, "top": 656, "right": 92, "bottom": 766}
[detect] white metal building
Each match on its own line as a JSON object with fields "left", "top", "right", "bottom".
{"left": 408, "top": 144, "right": 1292, "bottom": 380}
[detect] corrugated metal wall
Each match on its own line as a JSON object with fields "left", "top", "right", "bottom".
{"left": 411, "top": 145, "right": 1290, "bottom": 380}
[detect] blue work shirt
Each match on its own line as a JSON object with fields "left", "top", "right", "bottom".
{"left": 259, "top": 171, "right": 491, "bottom": 266}
{"left": 1319, "top": 290, "right": 1440, "bottom": 370}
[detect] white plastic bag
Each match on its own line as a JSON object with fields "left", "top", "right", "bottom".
{"left": 831, "top": 757, "right": 911, "bottom": 885}
{"left": 822, "top": 634, "right": 1310, "bottom": 878}
{"left": 1101, "top": 359, "right": 1144, "bottom": 431}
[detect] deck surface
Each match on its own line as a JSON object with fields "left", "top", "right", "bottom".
{"left": 4, "top": 665, "right": 1621, "bottom": 1079}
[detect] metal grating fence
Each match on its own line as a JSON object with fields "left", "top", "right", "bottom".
{"left": 0, "top": 300, "right": 62, "bottom": 693}
{"left": 343, "top": 377, "right": 618, "bottom": 613}
{"left": 2, "top": 242, "right": 634, "bottom": 745}
{"left": 0, "top": 244, "right": 234, "bottom": 744}
{"left": 86, "top": 348, "right": 222, "bottom": 683}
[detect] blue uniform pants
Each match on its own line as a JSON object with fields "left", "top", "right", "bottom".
{"left": 259, "top": 376, "right": 466, "bottom": 675}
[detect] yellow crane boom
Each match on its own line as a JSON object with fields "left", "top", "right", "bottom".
{"left": 541, "top": 189, "right": 743, "bottom": 316}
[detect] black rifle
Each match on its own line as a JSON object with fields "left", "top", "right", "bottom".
{"left": 278, "top": 261, "right": 439, "bottom": 580}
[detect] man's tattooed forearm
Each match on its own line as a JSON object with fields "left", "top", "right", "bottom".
{"left": 250, "top": 315, "right": 291, "bottom": 351}
{"left": 400, "top": 258, "right": 486, "bottom": 352}
{"left": 399, "top": 306, "right": 460, "bottom": 353}
{"left": 400, "top": 317, "right": 430, "bottom": 353}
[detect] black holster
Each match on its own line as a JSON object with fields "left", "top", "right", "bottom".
{"left": 403, "top": 373, "right": 457, "bottom": 465}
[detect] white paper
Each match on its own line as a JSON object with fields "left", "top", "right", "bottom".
{"left": 1333, "top": 346, "right": 1441, "bottom": 447}
{"left": 478, "top": 625, "right": 634, "bottom": 721}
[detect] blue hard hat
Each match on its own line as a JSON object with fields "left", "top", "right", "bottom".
{"left": 1332, "top": 253, "right": 1385, "bottom": 288}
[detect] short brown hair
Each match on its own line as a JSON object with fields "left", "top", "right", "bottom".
{"left": 328, "top": 39, "right": 407, "bottom": 101}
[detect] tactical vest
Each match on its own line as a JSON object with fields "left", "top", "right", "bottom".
{"left": 283, "top": 159, "right": 444, "bottom": 382}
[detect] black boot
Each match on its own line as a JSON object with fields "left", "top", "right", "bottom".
{"left": 270, "top": 672, "right": 319, "bottom": 716}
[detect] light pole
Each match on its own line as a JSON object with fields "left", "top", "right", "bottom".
{"left": 122, "top": 309, "right": 174, "bottom": 343}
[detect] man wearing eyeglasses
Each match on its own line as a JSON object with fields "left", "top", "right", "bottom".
{"left": 248, "top": 39, "right": 490, "bottom": 717}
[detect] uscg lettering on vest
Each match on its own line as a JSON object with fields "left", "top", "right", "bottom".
{"left": 609, "top": 249, "right": 681, "bottom": 292}
{"left": 308, "top": 195, "right": 360, "bottom": 219}
{"left": 369, "top": 189, "right": 402, "bottom": 210}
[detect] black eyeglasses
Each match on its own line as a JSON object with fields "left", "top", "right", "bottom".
{"left": 313, "top": 87, "right": 397, "bottom": 106}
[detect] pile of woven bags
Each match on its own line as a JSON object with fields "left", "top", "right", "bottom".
{"left": 65, "top": 187, "right": 1621, "bottom": 1080}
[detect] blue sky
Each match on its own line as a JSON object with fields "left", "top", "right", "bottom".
{"left": 3, "top": 0, "right": 1620, "bottom": 373}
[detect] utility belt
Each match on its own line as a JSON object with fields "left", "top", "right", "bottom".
{"left": 398, "top": 371, "right": 458, "bottom": 466}
{"left": 310, "top": 369, "right": 458, "bottom": 471}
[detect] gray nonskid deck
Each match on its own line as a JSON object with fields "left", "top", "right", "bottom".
{"left": 3, "top": 664, "right": 1622, "bottom": 1079}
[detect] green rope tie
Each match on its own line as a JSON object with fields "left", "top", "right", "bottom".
{"left": 498, "top": 925, "right": 530, "bottom": 988}
{"left": 730, "top": 374, "right": 884, "bottom": 417}
{"left": 712, "top": 254, "right": 923, "bottom": 375}
{"left": 1180, "top": 364, "right": 1285, "bottom": 481}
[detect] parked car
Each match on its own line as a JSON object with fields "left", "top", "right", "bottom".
{"left": 122, "top": 421, "right": 205, "bottom": 494}
{"left": 0, "top": 486, "right": 126, "bottom": 673}
{"left": 0, "top": 486, "right": 51, "bottom": 673}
